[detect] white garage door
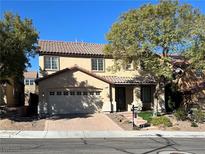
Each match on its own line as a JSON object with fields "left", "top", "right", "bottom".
{"left": 48, "top": 89, "right": 102, "bottom": 115}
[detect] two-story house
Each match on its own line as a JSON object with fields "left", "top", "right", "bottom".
{"left": 24, "top": 71, "right": 38, "bottom": 94}
{"left": 36, "top": 40, "right": 162, "bottom": 115}
{"left": 24, "top": 71, "right": 38, "bottom": 105}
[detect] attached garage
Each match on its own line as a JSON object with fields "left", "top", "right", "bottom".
{"left": 47, "top": 88, "right": 102, "bottom": 114}
{"left": 36, "top": 66, "right": 112, "bottom": 115}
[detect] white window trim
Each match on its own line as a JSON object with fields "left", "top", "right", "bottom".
{"left": 91, "top": 58, "right": 104, "bottom": 71}
{"left": 24, "top": 78, "right": 35, "bottom": 85}
{"left": 44, "top": 56, "right": 59, "bottom": 70}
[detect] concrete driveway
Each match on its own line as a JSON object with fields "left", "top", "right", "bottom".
{"left": 44, "top": 113, "right": 123, "bottom": 131}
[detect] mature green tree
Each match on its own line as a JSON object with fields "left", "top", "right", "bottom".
{"left": 105, "top": 0, "right": 205, "bottom": 112}
{"left": 184, "top": 14, "right": 205, "bottom": 70}
{"left": 105, "top": 0, "right": 205, "bottom": 81}
{"left": 0, "top": 12, "right": 39, "bottom": 83}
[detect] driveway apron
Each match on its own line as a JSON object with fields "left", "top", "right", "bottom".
{"left": 44, "top": 113, "right": 123, "bottom": 131}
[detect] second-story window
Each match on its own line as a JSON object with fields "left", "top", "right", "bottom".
{"left": 124, "top": 60, "right": 134, "bottom": 71}
{"left": 29, "top": 79, "right": 34, "bottom": 85}
{"left": 125, "top": 63, "right": 132, "bottom": 70}
{"left": 24, "top": 79, "right": 35, "bottom": 85}
{"left": 91, "top": 58, "right": 104, "bottom": 71}
{"left": 45, "top": 56, "right": 59, "bottom": 70}
{"left": 25, "top": 79, "right": 29, "bottom": 85}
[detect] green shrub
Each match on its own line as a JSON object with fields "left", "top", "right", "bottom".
{"left": 151, "top": 116, "right": 172, "bottom": 127}
{"left": 174, "top": 108, "right": 187, "bottom": 121}
{"left": 192, "top": 109, "right": 205, "bottom": 123}
{"left": 138, "top": 111, "right": 153, "bottom": 123}
{"left": 191, "top": 121, "right": 198, "bottom": 127}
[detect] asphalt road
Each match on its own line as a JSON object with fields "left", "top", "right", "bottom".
{"left": 0, "top": 137, "right": 205, "bottom": 154}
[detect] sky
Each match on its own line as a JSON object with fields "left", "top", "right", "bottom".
{"left": 1, "top": 0, "right": 205, "bottom": 72}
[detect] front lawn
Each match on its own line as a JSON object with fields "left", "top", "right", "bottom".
{"left": 138, "top": 111, "right": 153, "bottom": 123}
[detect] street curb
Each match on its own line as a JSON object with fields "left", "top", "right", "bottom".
{"left": 1, "top": 130, "right": 205, "bottom": 138}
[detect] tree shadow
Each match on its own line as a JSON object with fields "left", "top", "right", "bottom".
{"left": 78, "top": 135, "right": 190, "bottom": 154}
{"left": 142, "top": 134, "right": 178, "bottom": 154}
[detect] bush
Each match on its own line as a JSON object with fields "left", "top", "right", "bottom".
{"left": 174, "top": 108, "right": 187, "bottom": 121}
{"left": 192, "top": 109, "right": 205, "bottom": 123}
{"left": 191, "top": 121, "right": 198, "bottom": 127}
{"left": 151, "top": 116, "right": 172, "bottom": 127}
{"left": 138, "top": 111, "right": 153, "bottom": 123}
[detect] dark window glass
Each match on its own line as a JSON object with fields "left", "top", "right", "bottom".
{"left": 77, "top": 91, "right": 81, "bottom": 95}
{"left": 50, "top": 92, "right": 55, "bottom": 95}
{"left": 45, "top": 56, "right": 59, "bottom": 70}
{"left": 25, "top": 79, "right": 29, "bottom": 85}
{"left": 63, "top": 91, "right": 69, "bottom": 95}
{"left": 70, "top": 91, "right": 75, "bottom": 95}
{"left": 91, "top": 58, "right": 104, "bottom": 71}
{"left": 96, "top": 91, "right": 101, "bottom": 95}
{"left": 30, "top": 79, "right": 34, "bottom": 85}
{"left": 83, "top": 91, "right": 88, "bottom": 95}
{"left": 45, "top": 57, "right": 51, "bottom": 69}
{"left": 56, "top": 91, "right": 62, "bottom": 95}
{"left": 91, "top": 59, "right": 98, "bottom": 70}
{"left": 125, "top": 64, "right": 132, "bottom": 70}
{"left": 89, "top": 92, "right": 94, "bottom": 95}
{"left": 98, "top": 59, "right": 103, "bottom": 71}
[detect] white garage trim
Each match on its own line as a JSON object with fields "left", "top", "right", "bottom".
{"left": 47, "top": 88, "right": 103, "bottom": 115}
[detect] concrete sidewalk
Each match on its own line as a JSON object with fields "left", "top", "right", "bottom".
{"left": 1, "top": 130, "right": 205, "bottom": 138}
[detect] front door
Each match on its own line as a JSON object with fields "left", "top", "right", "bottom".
{"left": 141, "top": 85, "right": 153, "bottom": 110}
{"left": 115, "top": 87, "right": 126, "bottom": 111}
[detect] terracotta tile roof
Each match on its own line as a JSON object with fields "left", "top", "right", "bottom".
{"left": 38, "top": 40, "right": 105, "bottom": 56}
{"left": 24, "top": 71, "right": 38, "bottom": 79}
{"left": 102, "top": 76, "right": 156, "bottom": 84}
{"left": 36, "top": 65, "right": 155, "bottom": 85}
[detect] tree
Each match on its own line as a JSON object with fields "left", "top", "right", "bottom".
{"left": 0, "top": 12, "right": 39, "bottom": 83}
{"left": 105, "top": 0, "right": 205, "bottom": 111}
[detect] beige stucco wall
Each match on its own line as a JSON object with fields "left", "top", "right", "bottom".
{"left": 25, "top": 85, "right": 36, "bottom": 94}
{"left": 24, "top": 84, "right": 36, "bottom": 106}
{"left": 5, "top": 80, "right": 15, "bottom": 107}
{"left": 4, "top": 78, "right": 24, "bottom": 107}
{"left": 38, "top": 69, "right": 112, "bottom": 115}
{"left": 39, "top": 55, "right": 140, "bottom": 77}
{"left": 38, "top": 55, "right": 160, "bottom": 114}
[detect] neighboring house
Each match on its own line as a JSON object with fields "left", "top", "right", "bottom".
{"left": 36, "top": 40, "right": 161, "bottom": 115}
{"left": 24, "top": 71, "right": 38, "bottom": 94}
{"left": 165, "top": 54, "right": 205, "bottom": 111}
{"left": 24, "top": 71, "right": 38, "bottom": 105}
{"left": 0, "top": 78, "right": 24, "bottom": 107}
{"left": 170, "top": 55, "right": 205, "bottom": 108}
